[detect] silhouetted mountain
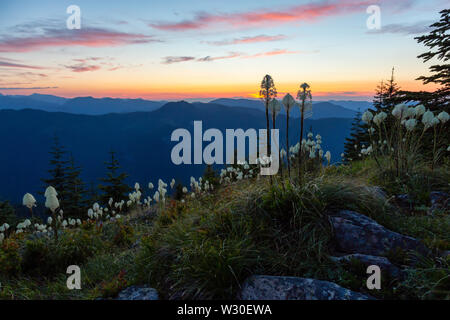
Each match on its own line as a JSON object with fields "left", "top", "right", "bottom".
{"left": 0, "top": 94, "right": 166, "bottom": 115}
{"left": 211, "top": 98, "right": 357, "bottom": 119}
{"left": 0, "top": 101, "right": 352, "bottom": 203}
{"left": 326, "top": 100, "right": 373, "bottom": 111}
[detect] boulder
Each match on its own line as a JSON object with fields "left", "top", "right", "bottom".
{"left": 330, "top": 210, "right": 428, "bottom": 256}
{"left": 116, "top": 286, "right": 159, "bottom": 300}
{"left": 429, "top": 191, "right": 449, "bottom": 213}
{"left": 239, "top": 275, "right": 373, "bottom": 300}
{"left": 331, "top": 254, "right": 402, "bottom": 278}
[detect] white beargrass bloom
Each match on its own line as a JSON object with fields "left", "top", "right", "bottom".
{"left": 414, "top": 105, "right": 426, "bottom": 117}
{"left": 368, "top": 127, "right": 375, "bottom": 134}
{"left": 422, "top": 110, "right": 436, "bottom": 129}
{"left": 93, "top": 203, "right": 100, "bottom": 211}
{"left": 191, "top": 193, "right": 196, "bottom": 199}
{"left": 404, "top": 118, "right": 417, "bottom": 131}
{"left": 447, "top": 146, "right": 450, "bottom": 152}
{"left": 45, "top": 194, "right": 59, "bottom": 213}
{"left": 148, "top": 182, "right": 154, "bottom": 190}
{"left": 88, "top": 208, "right": 94, "bottom": 218}
{"left": 405, "top": 107, "right": 416, "bottom": 119}
{"left": 23, "top": 193, "right": 36, "bottom": 209}
{"left": 325, "top": 151, "right": 331, "bottom": 164}
{"left": 362, "top": 111, "right": 373, "bottom": 123}
{"left": 309, "top": 150, "right": 315, "bottom": 159}
{"left": 44, "top": 186, "right": 57, "bottom": 198}
{"left": 134, "top": 182, "right": 140, "bottom": 191}
{"left": 437, "top": 111, "right": 449, "bottom": 123}
{"left": 170, "top": 179, "right": 175, "bottom": 189}
{"left": 108, "top": 198, "right": 113, "bottom": 207}
{"left": 153, "top": 191, "right": 160, "bottom": 203}
{"left": 62, "top": 220, "right": 68, "bottom": 228}
{"left": 373, "top": 112, "right": 387, "bottom": 126}
{"left": 182, "top": 187, "right": 188, "bottom": 194}
{"left": 76, "top": 219, "right": 81, "bottom": 226}
{"left": 341, "top": 153, "right": 345, "bottom": 158}
{"left": 392, "top": 104, "right": 408, "bottom": 119}
{"left": 47, "top": 217, "right": 53, "bottom": 225}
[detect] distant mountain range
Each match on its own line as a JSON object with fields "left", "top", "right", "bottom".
{"left": 0, "top": 101, "right": 353, "bottom": 204}
{"left": 0, "top": 93, "right": 371, "bottom": 118}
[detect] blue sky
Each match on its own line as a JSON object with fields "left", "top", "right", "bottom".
{"left": 0, "top": 0, "right": 447, "bottom": 100}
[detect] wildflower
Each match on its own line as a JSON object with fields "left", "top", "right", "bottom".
{"left": 422, "top": 110, "right": 436, "bottom": 129}
{"left": 148, "top": 182, "right": 154, "bottom": 189}
{"left": 182, "top": 187, "right": 188, "bottom": 194}
{"left": 62, "top": 220, "right": 68, "bottom": 228}
{"left": 308, "top": 132, "right": 313, "bottom": 139}
{"left": 88, "top": 209, "right": 94, "bottom": 219}
{"left": 93, "top": 203, "right": 100, "bottom": 211}
{"left": 325, "top": 151, "right": 331, "bottom": 164}
{"left": 115, "top": 215, "right": 121, "bottom": 219}
{"left": 447, "top": 146, "right": 450, "bottom": 152}
{"left": 76, "top": 219, "right": 81, "bottom": 226}
{"left": 362, "top": 111, "right": 373, "bottom": 123}
{"left": 368, "top": 127, "right": 375, "bottom": 134}
{"left": 373, "top": 112, "right": 387, "bottom": 126}
{"left": 404, "top": 118, "right": 417, "bottom": 131}
{"left": 44, "top": 186, "right": 57, "bottom": 198}
{"left": 341, "top": 153, "right": 344, "bottom": 158}
{"left": 405, "top": 107, "right": 416, "bottom": 119}
{"left": 170, "top": 179, "right": 175, "bottom": 189}
{"left": 22, "top": 193, "right": 36, "bottom": 209}
{"left": 47, "top": 217, "right": 53, "bottom": 225}
{"left": 392, "top": 104, "right": 408, "bottom": 119}
{"left": 153, "top": 191, "right": 160, "bottom": 203}
{"left": 45, "top": 194, "right": 59, "bottom": 213}
{"left": 134, "top": 182, "right": 140, "bottom": 190}
{"left": 414, "top": 105, "right": 426, "bottom": 117}
{"left": 437, "top": 111, "right": 449, "bottom": 124}
{"left": 309, "top": 150, "right": 315, "bottom": 159}
{"left": 108, "top": 198, "right": 113, "bottom": 207}
{"left": 191, "top": 193, "right": 195, "bottom": 199}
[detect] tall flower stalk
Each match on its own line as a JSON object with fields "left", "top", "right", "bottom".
{"left": 269, "top": 98, "right": 282, "bottom": 176}
{"left": 297, "top": 83, "right": 312, "bottom": 179}
{"left": 260, "top": 75, "right": 277, "bottom": 158}
{"left": 282, "top": 93, "right": 296, "bottom": 177}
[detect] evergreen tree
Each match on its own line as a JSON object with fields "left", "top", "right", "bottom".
{"left": 415, "top": 9, "right": 449, "bottom": 110}
{"left": 64, "top": 154, "right": 87, "bottom": 217}
{"left": 173, "top": 183, "right": 184, "bottom": 201}
{"left": 343, "top": 109, "right": 369, "bottom": 162}
{"left": 98, "top": 151, "right": 132, "bottom": 205}
{"left": 0, "top": 200, "right": 17, "bottom": 225}
{"left": 42, "top": 135, "right": 68, "bottom": 206}
{"left": 202, "top": 164, "right": 219, "bottom": 187}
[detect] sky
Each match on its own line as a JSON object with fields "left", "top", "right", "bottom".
{"left": 0, "top": 0, "right": 446, "bottom": 101}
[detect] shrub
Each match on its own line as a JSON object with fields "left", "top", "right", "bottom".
{"left": 0, "top": 238, "right": 21, "bottom": 276}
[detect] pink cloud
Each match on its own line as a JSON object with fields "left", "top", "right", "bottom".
{"left": 0, "top": 61, "right": 43, "bottom": 69}
{"left": 207, "top": 34, "right": 286, "bottom": 45}
{"left": 150, "top": 0, "right": 381, "bottom": 31}
{"left": 0, "top": 27, "right": 159, "bottom": 53}
{"left": 65, "top": 63, "right": 101, "bottom": 73}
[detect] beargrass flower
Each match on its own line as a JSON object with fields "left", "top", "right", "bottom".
{"left": 405, "top": 118, "right": 417, "bottom": 131}
{"left": 325, "top": 151, "right": 331, "bottom": 164}
{"left": 170, "top": 179, "right": 175, "bottom": 189}
{"left": 373, "top": 112, "right": 387, "bottom": 126}
{"left": 422, "top": 110, "right": 436, "bottom": 129}
{"left": 392, "top": 104, "right": 408, "bottom": 119}
{"left": 148, "top": 182, "right": 154, "bottom": 190}
{"left": 44, "top": 186, "right": 57, "bottom": 198}
{"left": 414, "top": 105, "right": 426, "bottom": 117}
{"left": 437, "top": 111, "right": 449, "bottom": 123}
{"left": 362, "top": 111, "right": 373, "bottom": 123}
{"left": 45, "top": 194, "right": 59, "bottom": 213}
{"left": 23, "top": 193, "right": 36, "bottom": 209}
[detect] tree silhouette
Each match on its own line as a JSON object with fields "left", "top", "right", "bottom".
{"left": 260, "top": 75, "right": 277, "bottom": 157}
{"left": 296, "top": 83, "right": 312, "bottom": 178}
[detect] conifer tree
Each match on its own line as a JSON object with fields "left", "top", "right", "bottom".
{"left": 98, "top": 151, "right": 131, "bottom": 205}
{"left": 42, "top": 135, "right": 68, "bottom": 206}
{"left": 0, "top": 200, "right": 17, "bottom": 225}
{"left": 343, "top": 109, "right": 369, "bottom": 162}
{"left": 64, "top": 154, "right": 87, "bottom": 217}
{"left": 202, "top": 164, "right": 219, "bottom": 187}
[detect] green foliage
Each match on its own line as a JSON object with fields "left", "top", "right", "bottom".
{"left": 0, "top": 238, "right": 22, "bottom": 276}
{"left": 0, "top": 200, "right": 17, "bottom": 225}
{"left": 98, "top": 151, "right": 132, "bottom": 206}
{"left": 64, "top": 154, "right": 88, "bottom": 218}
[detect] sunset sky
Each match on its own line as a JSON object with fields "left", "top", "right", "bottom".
{"left": 0, "top": 0, "right": 446, "bottom": 101}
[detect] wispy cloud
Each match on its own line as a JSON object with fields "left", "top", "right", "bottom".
{"left": 163, "top": 49, "right": 301, "bottom": 64}
{"left": 162, "top": 56, "right": 196, "bottom": 64}
{"left": 206, "top": 34, "right": 287, "bottom": 46}
{"left": 0, "top": 26, "right": 160, "bottom": 53}
{"left": 0, "top": 61, "right": 43, "bottom": 69}
{"left": 65, "top": 64, "right": 101, "bottom": 73}
{"left": 0, "top": 86, "right": 58, "bottom": 90}
{"left": 368, "top": 21, "right": 432, "bottom": 35}
{"left": 150, "top": 0, "right": 413, "bottom": 31}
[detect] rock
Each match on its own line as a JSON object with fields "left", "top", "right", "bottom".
{"left": 330, "top": 210, "right": 428, "bottom": 256}
{"left": 116, "top": 286, "right": 159, "bottom": 300}
{"left": 239, "top": 275, "right": 374, "bottom": 300}
{"left": 429, "top": 191, "right": 449, "bottom": 213}
{"left": 331, "top": 254, "right": 402, "bottom": 278}
{"left": 365, "top": 186, "right": 387, "bottom": 200}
